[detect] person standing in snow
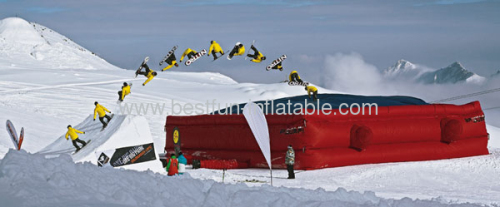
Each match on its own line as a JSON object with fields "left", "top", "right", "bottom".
{"left": 305, "top": 85, "right": 318, "bottom": 101}
{"left": 177, "top": 152, "right": 187, "bottom": 175}
{"left": 166, "top": 153, "right": 179, "bottom": 176}
{"left": 208, "top": 40, "right": 225, "bottom": 60}
{"left": 118, "top": 82, "right": 132, "bottom": 102}
{"left": 65, "top": 125, "right": 86, "bottom": 151}
{"left": 246, "top": 45, "right": 266, "bottom": 63}
{"left": 285, "top": 145, "right": 295, "bottom": 179}
{"left": 93, "top": 101, "right": 112, "bottom": 128}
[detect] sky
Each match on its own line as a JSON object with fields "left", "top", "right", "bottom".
{"left": 0, "top": 0, "right": 499, "bottom": 84}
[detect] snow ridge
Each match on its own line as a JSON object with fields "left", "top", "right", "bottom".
{"left": 0, "top": 17, "right": 119, "bottom": 70}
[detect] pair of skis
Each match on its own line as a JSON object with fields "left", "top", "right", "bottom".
{"left": 5, "top": 120, "right": 24, "bottom": 150}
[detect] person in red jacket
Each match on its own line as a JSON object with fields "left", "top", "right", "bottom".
{"left": 166, "top": 154, "right": 179, "bottom": 176}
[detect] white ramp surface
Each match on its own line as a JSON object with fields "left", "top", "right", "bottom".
{"left": 38, "top": 115, "right": 163, "bottom": 172}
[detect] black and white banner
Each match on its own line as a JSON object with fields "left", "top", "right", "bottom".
{"left": 96, "top": 143, "right": 156, "bottom": 167}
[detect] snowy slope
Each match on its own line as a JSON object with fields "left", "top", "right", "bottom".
{"left": 0, "top": 17, "right": 118, "bottom": 70}
{"left": 0, "top": 150, "right": 486, "bottom": 207}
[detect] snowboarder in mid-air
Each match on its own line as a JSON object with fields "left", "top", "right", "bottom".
{"left": 208, "top": 40, "right": 225, "bottom": 60}
{"left": 305, "top": 85, "right": 318, "bottom": 101}
{"left": 93, "top": 101, "right": 112, "bottom": 129}
{"left": 289, "top": 70, "right": 303, "bottom": 83}
{"left": 161, "top": 53, "right": 179, "bottom": 71}
{"left": 118, "top": 82, "right": 132, "bottom": 102}
{"left": 227, "top": 42, "right": 245, "bottom": 60}
{"left": 135, "top": 60, "right": 157, "bottom": 86}
{"left": 65, "top": 125, "right": 86, "bottom": 151}
{"left": 247, "top": 45, "right": 266, "bottom": 63}
{"left": 179, "top": 48, "right": 197, "bottom": 62}
{"left": 285, "top": 145, "right": 295, "bottom": 179}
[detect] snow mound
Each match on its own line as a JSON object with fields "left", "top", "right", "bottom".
{"left": 0, "top": 150, "right": 484, "bottom": 207}
{"left": 38, "top": 115, "right": 163, "bottom": 172}
{"left": 0, "top": 17, "right": 119, "bottom": 70}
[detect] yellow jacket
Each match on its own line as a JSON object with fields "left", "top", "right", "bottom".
{"left": 251, "top": 52, "right": 264, "bottom": 63}
{"left": 235, "top": 45, "right": 245, "bottom": 56}
{"left": 162, "top": 60, "right": 177, "bottom": 71}
{"left": 94, "top": 104, "right": 110, "bottom": 119}
{"left": 66, "top": 127, "right": 84, "bottom": 140}
{"left": 121, "top": 85, "right": 131, "bottom": 100}
{"left": 180, "top": 48, "right": 197, "bottom": 62}
{"left": 289, "top": 71, "right": 301, "bottom": 81}
{"left": 209, "top": 41, "right": 223, "bottom": 54}
{"left": 143, "top": 69, "right": 156, "bottom": 85}
{"left": 307, "top": 86, "right": 318, "bottom": 96}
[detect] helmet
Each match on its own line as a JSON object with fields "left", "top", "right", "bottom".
{"left": 152, "top": 72, "right": 157, "bottom": 76}
{"left": 211, "top": 40, "right": 214, "bottom": 44}
{"left": 94, "top": 101, "right": 98, "bottom": 105}
{"left": 304, "top": 86, "right": 308, "bottom": 90}
{"left": 262, "top": 56, "right": 266, "bottom": 60}
{"left": 288, "top": 145, "right": 292, "bottom": 149}
{"left": 235, "top": 42, "right": 241, "bottom": 46}
{"left": 144, "top": 56, "right": 150, "bottom": 62}
{"left": 123, "top": 82, "right": 128, "bottom": 86}
{"left": 67, "top": 125, "right": 71, "bottom": 128}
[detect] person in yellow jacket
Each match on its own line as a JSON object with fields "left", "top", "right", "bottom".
{"left": 118, "top": 82, "right": 132, "bottom": 102}
{"left": 305, "top": 85, "right": 318, "bottom": 101}
{"left": 65, "top": 125, "right": 87, "bottom": 151}
{"left": 208, "top": 40, "right": 225, "bottom": 60}
{"left": 289, "top": 71, "right": 303, "bottom": 83}
{"left": 161, "top": 53, "right": 179, "bottom": 71}
{"left": 227, "top": 42, "right": 245, "bottom": 60}
{"left": 247, "top": 45, "right": 266, "bottom": 63}
{"left": 94, "top": 101, "right": 112, "bottom": 128}
{"left": 136, "top": 67, "right": 157, "bottom": 86}
{"left": 179, "top": 48, "right": 197, "bottom": 62}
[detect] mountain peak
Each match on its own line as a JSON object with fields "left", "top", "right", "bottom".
{"left": 0, "top": 17, "right": 118, "bottom": 70}
{"left": 0, "top": 17, "right": 46, "bottom": 45}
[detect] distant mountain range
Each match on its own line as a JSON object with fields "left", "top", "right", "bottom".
{"left": 384, "top": 59, "right": 487, "bottom": 84}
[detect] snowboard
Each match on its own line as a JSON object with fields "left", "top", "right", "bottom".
{"left": 185, "top": 49, "right": 207, "bottom": 66}
{"left": 135, "top": 57, "right": 150, "bottom": 78}
{"left": 266, "top": 55, "right": 287, "bottom": 71}
{"left": 101, "top": 114, "right": 115, "bottom": 131}
{"left": 287, "top": 81, "right": 309, "bottom": 86}
{"left": 159, "top": 46, "right": 178, "bottom": 66}
{"left": 72, "top": 139, "right": 91, "bottom": 155}
{"left": 212, "top": 50, "right": 230, "bottom": 62}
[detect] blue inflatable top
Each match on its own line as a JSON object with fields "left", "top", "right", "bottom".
{"left": 214, "top": 93, "right": 428, "bottom": 114}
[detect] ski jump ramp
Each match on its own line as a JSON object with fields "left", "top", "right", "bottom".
{"left": 38, "top": 115, "right": 163, "bottom": 172}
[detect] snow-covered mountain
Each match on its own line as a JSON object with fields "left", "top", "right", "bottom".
{"left": 384, "top": 60, "right": 485, "bottom": 84}
{"left": 0, "top": 17, "right": 118, "bottom": 70}
{"left": 416, "top": 62, "right": 485, "bottom": 84}
{"left": 384, "top": 59, "right": 420, "bottom": 79}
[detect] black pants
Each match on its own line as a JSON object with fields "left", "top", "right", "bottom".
{"left": 310, "top": 91, "right": 318, "bottom": 101}
{"left": 187, "top": 52, "right": 196, "bottom": 60}
{"left": 246, "top": 45, "right": 259, "bottom": 59}
{"left": 291, "top": 73, "right": 303, "bottom": 83}
{"left": 118, "top": 91, "right": 123, "bottom": 101}
{"left": 287, "top": 164, "right": 295, "bottom": 179}
{"left": 137, "top": 65, "right": 150, "bottom": 76}
{"left": 229, "top": 46, "right": 240, "bottom": 58}
{"left": 72, "top": 138, "right": 86, "bottom": 150}
{"left": 99, "top": 115, "right": 111, "bottom": 128}
{"left": 211, "top": 50, "right": 224, "bottom": 59}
